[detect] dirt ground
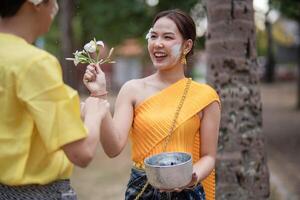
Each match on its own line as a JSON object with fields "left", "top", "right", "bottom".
{"left": 71, "top": 81, "right": 300, "bottom": 200}
{"left": 71, "top": 145, "right": 131, "bottom": 200}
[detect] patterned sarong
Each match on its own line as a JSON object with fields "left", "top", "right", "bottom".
{"left": 0, "top": 179, "right": 76, "bottom": 200}
{"left": 125, "top": 167, "right": 206, "bottom": 200}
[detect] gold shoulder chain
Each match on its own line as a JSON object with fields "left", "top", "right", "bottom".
{"left": 162, "top": 78, "right": 192, "bottom": 151}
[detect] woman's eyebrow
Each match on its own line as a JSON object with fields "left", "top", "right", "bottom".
{"left": 164, "top": 32, "right": 175, "bottom": 35}
{"left": 151, "top": 30, "right": 175, "bottom": 35}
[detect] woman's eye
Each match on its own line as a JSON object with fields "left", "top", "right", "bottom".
{"left": 150, "top": 35, "right": 157, "bottom": 39}
{"left": 165, "top": 36, "right": 173, "bottom": 40}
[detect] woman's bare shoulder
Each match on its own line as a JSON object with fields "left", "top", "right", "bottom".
{"left": 121, "top": 78, "right": 143, "bottom": 91}
{"left": 116, "top": 78, "right": 149, "bottom": 106}
{"left": 121, "top": 76, "right": 153, "bottom": 92}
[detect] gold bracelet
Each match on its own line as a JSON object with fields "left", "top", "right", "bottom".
{"left": 90, "top": 90, "right": 108, "bottom": 97}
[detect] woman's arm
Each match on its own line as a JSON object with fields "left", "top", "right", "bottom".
{"left": 83, "top": 64, "right": 136, "bottom": 158}
{"left": 99, "top": 81, "right": 136, "bottom": 157}
{"left": 193, "top": 101, "right": 221, "bottom": 182}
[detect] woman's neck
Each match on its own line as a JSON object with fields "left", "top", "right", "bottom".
{"left": 155, "top": 64, "right": 186, "bottom": 84}
{"left": 0, "top": 16, "right": 38, "bottom": 43}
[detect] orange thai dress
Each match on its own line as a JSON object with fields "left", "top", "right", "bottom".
{"left": 130, "top": 78, "right": 220, "bottom": 200}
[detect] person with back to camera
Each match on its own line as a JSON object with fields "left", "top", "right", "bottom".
{"left": 0, "top": 0, "right": 110, "bottom": 199}
{"left": 83, "top": 9, "right": 221, "bottom": 200}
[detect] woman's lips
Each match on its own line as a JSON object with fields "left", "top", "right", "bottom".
{"left": 153, "top": 52, "right": 167, "bottom": 62}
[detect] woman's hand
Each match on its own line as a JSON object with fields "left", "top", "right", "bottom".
{"left": 83, "top": 63, "right": 106, "bottom": 94}
{"left": 159, "top": 172, "right": 199, "bottom": 193}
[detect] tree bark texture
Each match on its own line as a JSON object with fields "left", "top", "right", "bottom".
{"left": 58, "top": 0, "right": 77, "bottom": 89}
{"left": 205, "top": 0, "right": 270, "bottom": 199}
{"left": 297, "top": 21, "right": 300, "bottom": 109}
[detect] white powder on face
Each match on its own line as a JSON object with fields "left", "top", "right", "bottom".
{"left": 171, "top": 44, "right": 182, "bottom": 60}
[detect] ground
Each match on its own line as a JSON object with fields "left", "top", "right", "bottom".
{"left": 261, "top": 81, "right": 300, "bottom": 200}
{"left": 72, "top": 94, "right": 131, "bottom": 200}
{"left": 71, "top": 81, "right": 300, "bottom": 200}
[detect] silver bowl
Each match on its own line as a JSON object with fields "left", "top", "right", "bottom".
{"left": 144, "top": 152, "right": 192, "bottom": 189}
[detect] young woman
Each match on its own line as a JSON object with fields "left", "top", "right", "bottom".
{"left": 84, "top": 9, "right": 221, "bottom": 200}
{"left": 0, "top": 0, "right": 109, "bottom": 199}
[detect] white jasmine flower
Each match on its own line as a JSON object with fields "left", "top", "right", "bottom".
{"left": 27, "top": 0, "right": 43, "bottom": 6}
{"left": 145, "top": 28, "right": 153, "bottom": 40}
{"left": 66, "top": 50, "right": 85, "bottom": 66}
{"left": 73, "top": 50, "right": 84, "bottom": 65}
{"left": 84, "top": 40, "right": 97, "bottom": 53}
{"left": 65, "top": 57, "right": 80, "bottom": 66}
{"left": 73, "top": 58, "right": 80, "bottom": 66}
{"left": 66, "top": 38, "right": 115, "bottom": 67}
{"left": 84, "top": 40, "right": 105, "bottom": 53}
{"left": 74, "top": 50, "right": 85, "bottom": 57}
{"left": 96, "top": 41, "right": 105, "bottom": 48}
{"left": 65, "top": 57, "right": 79, "bottom": 66}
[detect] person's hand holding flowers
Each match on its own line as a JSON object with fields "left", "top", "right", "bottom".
{"left": 66, "top": 39, "right": 115, "bottom": 98}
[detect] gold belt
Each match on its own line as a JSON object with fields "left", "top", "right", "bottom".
{"left": 133, "top": 162, "right": 145, "bottom": 170}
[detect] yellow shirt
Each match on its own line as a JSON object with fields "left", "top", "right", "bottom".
{"left": 130, "top": 78, "right": 220, "bottom": 200}
{"left": 0, "top": 33, "right": 87, "bottom": 185}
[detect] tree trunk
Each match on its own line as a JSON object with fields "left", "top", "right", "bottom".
{"left": 205, "top": 0, "right": 270, "bottom": 199}
{"left": 58, "top": 0, "right": 77, "bottom": 89}
{"left": 297, "top": 21, "right": 300, "bottom": 109}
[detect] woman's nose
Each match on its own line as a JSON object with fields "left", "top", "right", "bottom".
{"left": 153, "top": 38, "right": 164, "bottom": 48}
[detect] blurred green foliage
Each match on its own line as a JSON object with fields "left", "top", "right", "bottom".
{"left": 43, "top": 18, "right": 61, "bottom": 56}
{"left": 271, "top": 0, "right": 300, "bottom": 21}
{"left": 256, "top": 0, "right": 300, "bottom": 57}
{"left": 256, "top": 30, "right": 268, "bottom": 56}
{"left": 77, "top": 0, "right": 198, "bottom": 45}
{"left": 44, "top": 0, "right": 199, "bottom": 54}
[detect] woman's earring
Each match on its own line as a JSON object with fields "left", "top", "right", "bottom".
{"left": 181, "top": 52, "right": 187, "bottom": 65}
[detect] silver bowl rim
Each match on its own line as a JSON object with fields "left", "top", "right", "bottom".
{"left": 144, "top": 152, "right": 192, "bottom": 168}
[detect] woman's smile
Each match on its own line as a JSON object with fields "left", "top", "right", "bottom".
{"left": 153, "top": 51, "right": 168, "bottom": 62}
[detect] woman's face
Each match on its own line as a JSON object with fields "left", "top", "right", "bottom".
{"left": 36, "top": 0, "right": 59, "bottom": 34}
{"left": 147, "top": 17, "right": 185, "bottom": 70}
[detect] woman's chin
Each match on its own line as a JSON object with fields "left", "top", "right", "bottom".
{"left": 153, "top": 62, "right": 169, "bottom": 70}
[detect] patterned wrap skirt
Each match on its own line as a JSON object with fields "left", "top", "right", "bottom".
{"left": 125, "top": 167, "right": 206, "bottom": 200}
{"left": 0, "top": 179, "right": 77, "bottom": 200}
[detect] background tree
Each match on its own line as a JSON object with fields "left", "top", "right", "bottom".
{"left": 263, "top": 9, "right": 276, "bottom": 83}
{"left": 270, "top": 0, "right": 300, "bottom": 108}
{"left": 45, "top": 0, "right": 199, "bottom": 90}
{"left": 58, "top": 0, "right": 77, "bottom": 89}
{"left": 76, "top": 0, "right": 198, "bottom": 45}
{"left": 205, "top": 0, "right": 270, "bottom": 199}
{"left": 50, "top": 0, "right": 200, "bottom": 90}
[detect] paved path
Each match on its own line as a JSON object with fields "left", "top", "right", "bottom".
{"left": 261, "top": 81, "right": 300, "bottom": 200}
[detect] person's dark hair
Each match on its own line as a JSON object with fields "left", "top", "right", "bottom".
{"left": 152, "top": 9, "right": 196, "bottom": 57}
{"left": 0, "top": 0, "right": 26, "bottom": 18}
